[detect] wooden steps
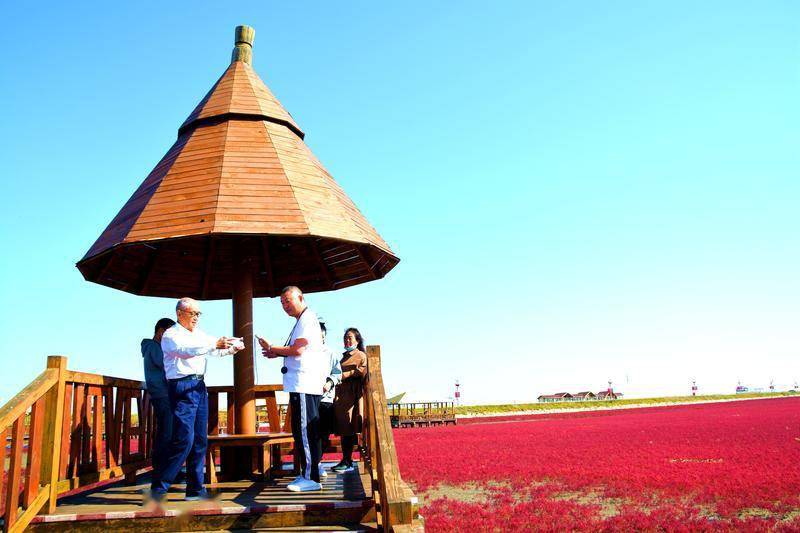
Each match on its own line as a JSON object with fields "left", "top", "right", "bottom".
{"left": 28, "top": 463, "right": 375, "bottom": 532}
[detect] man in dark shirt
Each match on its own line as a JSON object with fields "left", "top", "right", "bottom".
{"left": 141, "top": 318, "right": 176, "bottom": 490}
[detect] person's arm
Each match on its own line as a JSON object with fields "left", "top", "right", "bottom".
{"left": 329, "top": 354, "right": 342, "bottom": 386}
{"left": 261, "top": 337, "right": 308, "bottom": 358}
{"left": 145, "top": 343, "right": 164, "bottom": 370}
{"left": 323, "top": 352, "right": 342, "bottom": 393}
{"left": 162, "top": 331, "right": 233, "bottom": 359}
{"left": 205, "top": 331, "right": 240, "bottom": 357}
{"left": 342, "top": 352, "right": 367, "bottom": 380}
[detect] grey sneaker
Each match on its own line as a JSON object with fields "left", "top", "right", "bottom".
{"left": 287, "top": 478, "right": 322, "bottom": 492}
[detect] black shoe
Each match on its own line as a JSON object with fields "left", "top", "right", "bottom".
{"left": 330, "top": 460, "right": 354, "bottom": 473}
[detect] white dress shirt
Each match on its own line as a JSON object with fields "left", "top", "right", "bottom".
{"left": 161, "top": 323, "right": 234, "bottom": 380}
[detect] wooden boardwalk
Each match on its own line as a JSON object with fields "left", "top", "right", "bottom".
{"left": 28, "top": 462, "right": 376, "bottom": 531}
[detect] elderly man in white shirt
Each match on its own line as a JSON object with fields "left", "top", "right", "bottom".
{"left": 148, "top": 297, "right": 243, "bottom": 503}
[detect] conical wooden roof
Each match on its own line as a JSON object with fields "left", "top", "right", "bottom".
{"left": 77, "top": 27, "right": 398, "bottom": 299}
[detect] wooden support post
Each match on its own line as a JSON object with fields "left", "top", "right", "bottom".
{"left": 232, "top": 240, "right": 256, "bottom": 436}
{"left": 40, "top": 355, "right": 67, "bottom": 514}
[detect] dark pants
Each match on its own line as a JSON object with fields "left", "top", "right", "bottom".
{"left": 150, "top": 397, "right": 173, "bottom": 486}
{"left": 152, "top": 378, "right": 208, "bottom": 496}
{"left": 319, "top": 401, "right": 335, "bottom": 450}
{"left": 290, "top": 392, "right": 322, "bottom": 482}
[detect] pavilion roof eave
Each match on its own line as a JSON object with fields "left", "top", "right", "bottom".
{"left": 78, "top": 229, "right": 398, "bottom": 266}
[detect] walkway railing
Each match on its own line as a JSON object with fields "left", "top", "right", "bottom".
{"left": 363, "top": 346, "right": 421, "bottom": 531}
{"left": 0, "top": 356, "right": 154, "bottom": 532}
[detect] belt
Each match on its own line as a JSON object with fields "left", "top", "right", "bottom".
{"left": 169, "top": 374, "right": 204, "bottom": 382}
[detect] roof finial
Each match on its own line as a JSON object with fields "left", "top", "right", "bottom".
{"left": 232, "top": 25, "right": 255, "bottom": 65}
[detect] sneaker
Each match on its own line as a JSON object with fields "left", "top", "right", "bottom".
{"left": 287, "top": 478, "right": 322, "bottom": 492}
{"left": 319, "top": 464, "right": 328, "bottom": 478}
{"left": 330, "top": 460, "right": 354, "bottom": 473}
{"left": 185, "top": 488, "right": 216, "bottom": 501}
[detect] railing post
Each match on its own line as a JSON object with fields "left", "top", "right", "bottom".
{"left": 40, "top": 355, "right": 67, "bottom": 514}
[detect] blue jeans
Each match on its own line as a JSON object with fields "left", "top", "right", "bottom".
{"left": 150, "top": 397, "right": 173, "bottom": 487}
{"left": 152, "top": 378, "right": 208, "bottom": 496}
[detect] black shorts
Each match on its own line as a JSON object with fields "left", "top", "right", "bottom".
{"left": 319, "top": 401, "right": 335, "bottom": 437}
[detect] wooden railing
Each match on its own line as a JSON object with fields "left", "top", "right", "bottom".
{"left": 363, "top": 346, "right": 421, "bottom": 531}
{"left": 207, "top": 384, "right": 286, "bottom": 435}
{"left": 390, "top": 402, "right": 456, "bottom": 428}
{"left": 0, "top": 356, "right": 154, "bottom": 532}
{"left": 57, "top": 369, "right": 154, "bottom": 493}
{"left": 0, "top": 348, "right": 421, "bottom": 532}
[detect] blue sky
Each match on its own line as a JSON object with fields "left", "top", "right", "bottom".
{"left": 1, "top": 1, "right": 797, "bottom": 404}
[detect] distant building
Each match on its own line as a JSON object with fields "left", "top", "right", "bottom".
{"left": 572, "top": 391, "right": 596, "bottom": 402}
{"left": 538, "top": 390, "right": 622, "bottom": 403}
{"left": 538, "top": 393, "right": 573, "bottom": 403}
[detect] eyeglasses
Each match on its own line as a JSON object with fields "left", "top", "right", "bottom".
{"left": 180, "top": 309, "right": 202, "bottom": 318}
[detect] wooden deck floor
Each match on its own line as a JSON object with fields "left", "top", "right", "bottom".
{"left": 29, "top": 462, "right": 376, "bottom": 532}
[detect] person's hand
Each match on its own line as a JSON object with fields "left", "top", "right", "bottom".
{"left": 256, "top": 336, "right": 271, "bottom": 351}
{"left": 323, "top": 380, "right": 332, "bottom": 394}
{"left": 216, "top": 337, "right": 232, "bottom": 349}
{"left": 262, "top": 347, "right": 279, "bottom": 359}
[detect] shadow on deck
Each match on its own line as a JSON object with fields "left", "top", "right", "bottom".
{"left": 29, "top": 462, "right": 376, "bottom": 532}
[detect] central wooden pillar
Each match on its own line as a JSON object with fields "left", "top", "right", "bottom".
{"left": 232, "top": 241, "right": 256, "bottom": 435}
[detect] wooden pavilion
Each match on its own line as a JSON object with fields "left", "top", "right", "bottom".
{"left": 0, "top": 26, "right": 420, "bottom": 532}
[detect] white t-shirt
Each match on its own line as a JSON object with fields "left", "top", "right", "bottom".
{"left": 283, "top": 309, "right": 328, "bottom": 395}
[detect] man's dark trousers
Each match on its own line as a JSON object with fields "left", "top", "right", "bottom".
{"left": 289, "top": 392, "right": 322, "bottom": 482}
{"left": 150, "top": 396, "right": 173, "bottom": 487}
{"left": 152, "top": 377, "right": 208, "bottom": 496}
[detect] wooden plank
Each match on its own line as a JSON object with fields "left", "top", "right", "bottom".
{"left": 208, "top": 392, "right": 219, "bottom": 435}
{"left": 260, "top": 237, "right": 276, "bottom": 296}
{"left": 135, "top": 390, "right": 147, "bottom": 454}
{"left": 104, "top": 387, "right": 118, "bottom": 469}
{"left": 141, "top": 392, "right": 151, "bottom": 459}
{"left": 138, "top": 245, "right": 161, "bottom": 294}
{"left": 80, "top": 386, "right": 91, "bottom": 470}
{"left": 207, "top": 384, "right": 282, "bottom": 394}
{"left": 8, "top": 484, "right": 49, "bottom": 533}
{"left": 58, "top": 383, "right": 73, "bottom": 479}
{"left": 0, "top": 429, "right": 7, "bottom": 515}
{"left": 0, "top": 369, "right": 57, "bottom": 434}
{"left": 64, "top": 371, "right": 144, "bottom": 390}
{"left": 55, "top": 460, "right": 149, "bottom": 495}
{"left": 264, "top": 393, "right": 281, "bottom": 433}
{"left": 92, "top": 392, "right": 103, "bottom": 468}
{"left": 22, "top": 397, "right": 45, "bottom": 507}
{"left": 121, "top": 389, "right": 131, "bottom": 462}
{"left": 4, "top": 416, "right": 25, "bottom": 529}
{"left": 355, "top": 245, "right": 378, "bottom": 281}
{"left": 226, "top": 392, "right": 235, "bottom": 434}
{"left": 200, "top": 237, "right": 216, "bottom": 299}
{"left": 69, "top": 384, "right": 85, "bottom": 479}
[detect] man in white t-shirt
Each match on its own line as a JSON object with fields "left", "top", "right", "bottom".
{"left": 258, "top": 286, "right": 328, "bottom": 492}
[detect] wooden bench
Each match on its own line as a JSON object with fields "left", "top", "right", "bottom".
{"left": 206, "top": 433, "right": 294, "bottom": 484}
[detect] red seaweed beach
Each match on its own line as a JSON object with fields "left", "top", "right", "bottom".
{"left": 395, "top": 397, "right": 800, "bottom": 531}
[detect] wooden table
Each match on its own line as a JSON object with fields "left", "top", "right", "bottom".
{"left": 206, "top": 433, "right": 294, "bottom": 483}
